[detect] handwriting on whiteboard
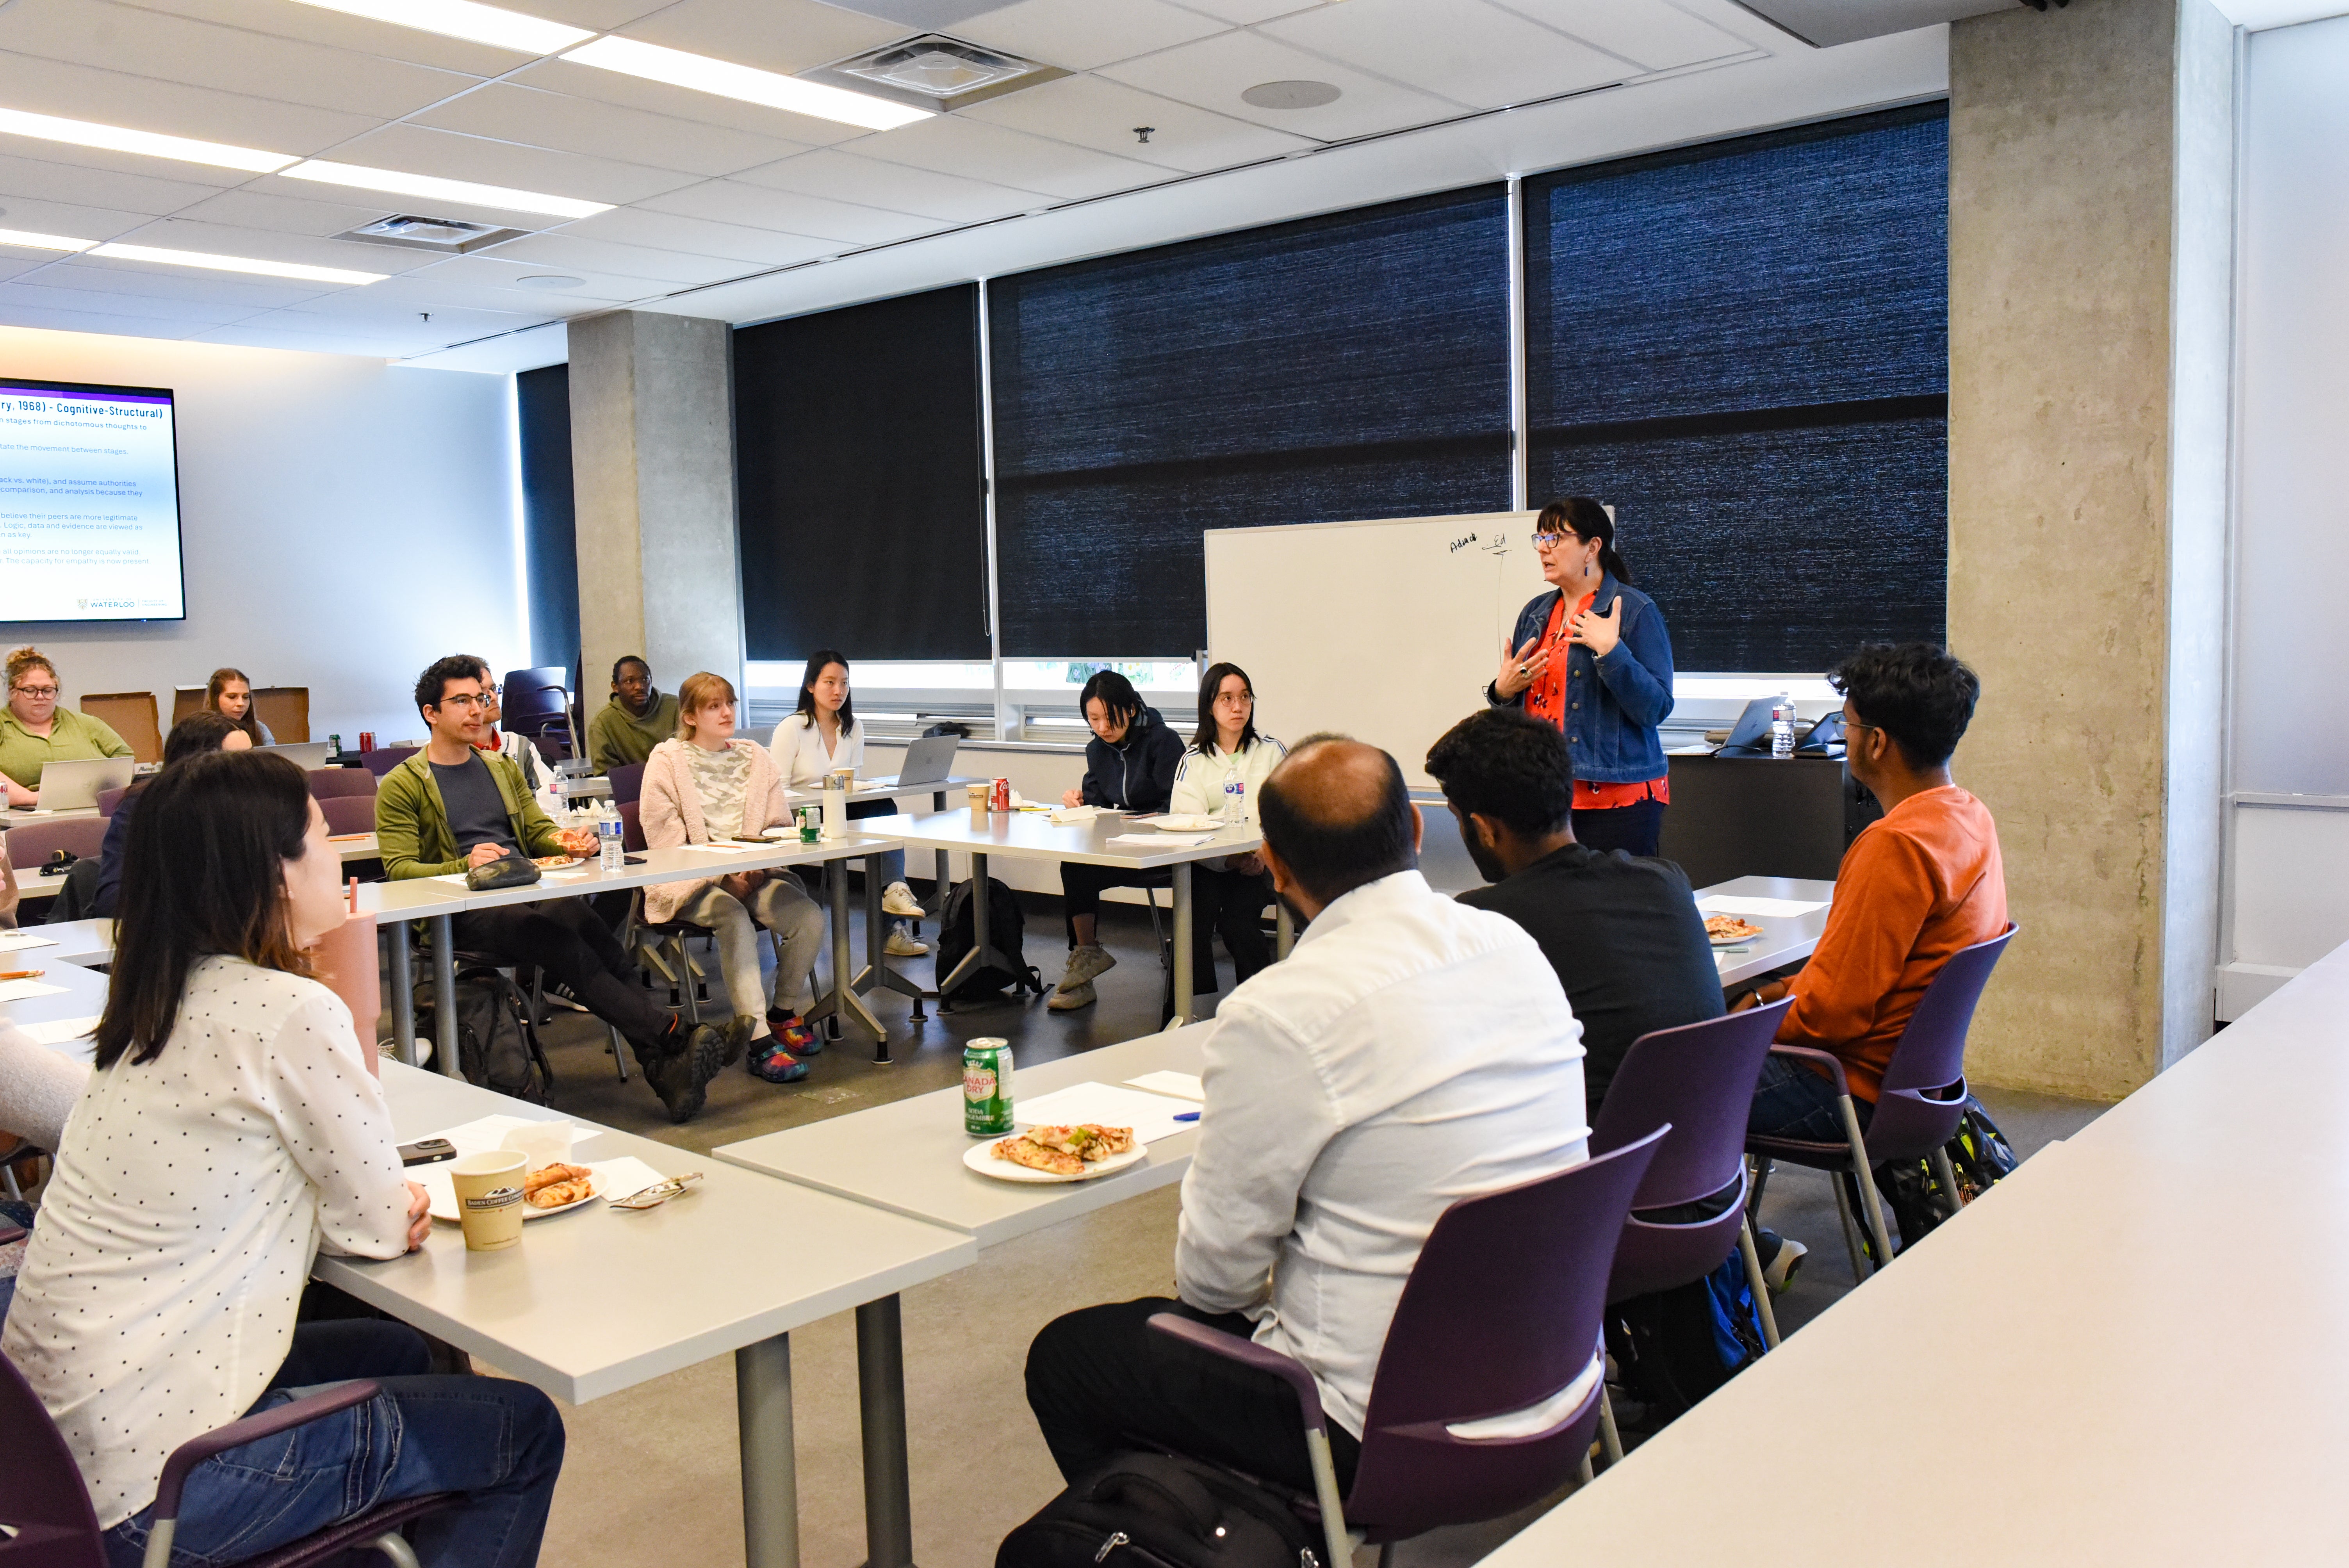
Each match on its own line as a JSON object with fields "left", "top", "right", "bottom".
{"left": 1448, "top": 531, "right": 1512, "bottom": 557}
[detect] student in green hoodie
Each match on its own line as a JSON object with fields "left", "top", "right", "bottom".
{"left": 586, "top": 656, "right": 680, "bottom": 774}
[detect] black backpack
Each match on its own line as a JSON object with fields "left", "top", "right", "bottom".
{"left": 1875, "top": 1092, "right": 2021, "bottom": 1250}
{"left": 934, "top": 875, "right": 1042, "bottom": 1005}
{"left": 998, "top": 1453, "right": 1323, "bottom": 1568}
{"left": 416, "top": 963, "right": 553, "bottom": 1103}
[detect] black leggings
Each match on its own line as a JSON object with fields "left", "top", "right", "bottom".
{"left": 452, "top": 898, "right": 670, "bottom": 1052}
{"left": 1190, "top": 865, "right": 1274, "bottom": 993}
{"left": 1060, "top": 862, "right": 1173, "bottom": 946}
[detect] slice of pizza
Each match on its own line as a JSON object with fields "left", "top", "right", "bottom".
{"left": 1025, "top": 1124, "right": 1138, "bottom": 1161}
{"left": 992, "top": 1136, "right": 1085, "bottom": 1176}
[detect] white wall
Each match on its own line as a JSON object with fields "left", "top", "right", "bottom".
{"left": 2219, "top": 15, "right": 2349, "bottom": 1016}
{"left": 0, "top": 325, "right": 523, "bottom": 745}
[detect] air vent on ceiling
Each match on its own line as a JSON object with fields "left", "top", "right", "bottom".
{"left": 809, "top": 34, "right": 1064, "bottom": 112}
{"left": 338, "top": 214, "right": 529, "bottom": 254}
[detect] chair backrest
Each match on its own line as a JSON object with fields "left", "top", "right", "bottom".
{"left": 500, "top": 667, "right": 569, "bottom": 722}
{"left": 1346, "top": 1127, "right": 1665, "bottom": 1539}
{"left": 0, "top": 1344, "right": 107, "bottom": 1567}
{"left": 607, "top": 762, "right": 645, "bottom": 807}
{"left": 319, "top": 794, "right": 377, "bottom": 836}
{"left": 94, "top": 786, "right": 128, "bottom": 820}
{"left": 1865, "top": 923, "right": 2019, "bottom": 1162}
{"left": 1593, "top": 998, "right": 1793, "bottom": 1207}
{"left": 360, "top": 747, "right": 417, "bottom": 778}
{"left": 169, "top": 686, "right": 205, "bottom": 729}
{"left": 617, "top": 799, "right": 647, "bottom": 853}
{"left": 305, "top": 768, "right": 376, "bottom": 802}
{"left": 78, "top": 692, "right": 161, "bottom": 764}
{"left": 4, "top": 816, "right": 109, "bottom": 867}
{"left": 250, "top": 686, "right": 309, "bottom": 745}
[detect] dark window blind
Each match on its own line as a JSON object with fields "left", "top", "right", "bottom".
{"left": 1525, "top": 104, "right": 1949, "bottom": 671}
{"left": 515, "top": 363, "right": 580, "bottom": 673}
{"left": 734, "top": 283, "right": 989, "bottom": 661}
{"left": 988, "top": 187, "right": 1511, "bottom": 657}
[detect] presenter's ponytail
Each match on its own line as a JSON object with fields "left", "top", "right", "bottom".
{"left": 1537, "top": 496, "right": 1633, "bottom": 585}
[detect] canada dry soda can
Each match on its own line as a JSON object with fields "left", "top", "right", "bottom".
{"left": 963, "top": 1038, "right": 1014, "bottom": 1137}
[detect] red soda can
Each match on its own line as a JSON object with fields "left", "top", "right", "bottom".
{"left": 992, "top": 777, "right": 1011, "bottom": 812}
{"left": 358, "top": 731, "right": 376, "bottom": 752}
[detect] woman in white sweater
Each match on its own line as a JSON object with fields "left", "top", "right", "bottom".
{"left": 768, "top": 649, "right": 927, "bottom": 957}
{"left": 1, "top": 747, "right": 563, "bottom": 1568}
{"left": 644, "top": 672, "right": 827, "bottom": 1083}
{"left": 1168, "top": 662, "right": 1288, "bottom": 995}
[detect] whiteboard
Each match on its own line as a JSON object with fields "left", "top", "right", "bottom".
{"left": 1205, "top": 511, "right": 1547, "bottom": 789}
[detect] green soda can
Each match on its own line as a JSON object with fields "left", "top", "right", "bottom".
{"left": 963, "top": 1038, "right": 1014, "bottom": 1137}
{"left": 797, "top": 806, "right": 819, "bottom": 844}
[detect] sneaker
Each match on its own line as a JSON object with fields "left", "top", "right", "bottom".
{"left": 886, "top": 921, "right": 929, "bottom": 957}
{"left": 765, "top": 1008, "right": 823, "bottom": 1055}
{"left": 1057, "top": 943, "right": 1116, "bottom": 991}
{"left": 650, "top": 1023, "right": 725, "bottom": 1124}
{"left": 1046, "top": 979, "right": 1096, "bottom": 1012}
{"left": 749, "top": 1038, "right": 810, "bottom": 1083}
{"left": 882, "top": 880, "right": 924, "bottom": 918}
{"left": 1757, "top": 1229, "right": 1807, "bottom": 1294}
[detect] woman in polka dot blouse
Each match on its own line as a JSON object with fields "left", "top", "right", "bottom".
{"left": 1, "top": 749, "right": 565, "bottom": 1568}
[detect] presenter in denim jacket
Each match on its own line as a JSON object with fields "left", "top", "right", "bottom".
{"left": 1486, "top": 497, "right": 1675, "bottom": 857}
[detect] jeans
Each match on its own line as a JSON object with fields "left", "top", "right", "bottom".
{"left": 1025, "top": 1297, "right": 1360, "bottom": 1493}
{"left": 1748, "top": 1052, "right": 1875, "bottom": 1142}
{"left": 105, "top": 1320, "right": 563, "bottom": 1568}
{"left": 1571, "top": 798, "right": 1665, "bottom": 858}
{"left": 451, "top": 898, "right": 669, "bottom": 1052}
{"left": 675, "top": 877, "right": 823, "bottom": 1023}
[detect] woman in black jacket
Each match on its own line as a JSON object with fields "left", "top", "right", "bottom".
{"left": 1049, "top": 672, "right": 1183, "bottom": 1011}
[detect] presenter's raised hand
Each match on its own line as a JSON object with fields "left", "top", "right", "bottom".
{"left": 1569, "top": 597, "right": 1622, "bottom": 657}
{"left": 1493, "top": 634, "right": 1549, "bottom": 700}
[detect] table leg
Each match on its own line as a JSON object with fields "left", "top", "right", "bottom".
{"left": 930, "top": 790, "right": 950, "bottom": 915}
{"left": 855, "top": 1296, "right": 917, "bottom": 1568}
{"left": 737, "top": 1334, "right": 800, "bottom": 1568}
{"left": 806, "top": 855, "right": 886, "bottom": 1043}
{"left": 934, "top": 850, "right": 1002, "bottom": 1000}
{"left": 1275, "top": 903, "right": 1295, "bottom": 960}
{"left": 430, "top": 913, "right": 460, "bottom": 1079}
{"left": 384, "top": 920, "right": 415, "bottom": 1066}
{"left": 1170, "top": 861, "right": 1195, "bottom": 1026}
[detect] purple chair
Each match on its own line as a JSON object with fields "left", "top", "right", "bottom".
{"left": 4, "top": 816, "right": 108, "bottom": 868}
{"left": 319, "top": 793, "right": 377, "bottom": 837}
{"left": 606, "top": 762, "right": 645, "bottom": 807}
{"left": 359, "top": 747, "right": 417, "bottom": 778}
{"left": 1746, "top": 923, "right": 2019, "bottom": 1278}
{"left": 94, "top": 786, "right": 128, "bottom": 819}
{"left": 306, "top": 767, "right": 376, "bottom": 802}
{"left": 1149, "top": 1126, "right": 1667, "bottom": 1566}
{"left": 0, "top": 1353, "right": 451, "bottom": 1568}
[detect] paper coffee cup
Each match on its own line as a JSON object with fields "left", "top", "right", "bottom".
{"left": 968, "top": 782, "right": 989, "bottom": 822}
{"left": 449, "top": 1150, "right": 528, "bottom": 1251}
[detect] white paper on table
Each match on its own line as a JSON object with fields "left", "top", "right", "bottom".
{"left": 14, "top": 1015, "right": 99, "bottom": 1045}
{"left": 1015, "top": 1082, "right": 1200, "bottom": 1144}
{"left": 679, "top": 842, "right": 762, "bottom": 855}
{"left": 1108, "top": 832, "right": 1212, "bottom": 848}
{"left": 1696, "top": 895, "right": 1829, "bottom": 918}
{"left": 1049, "top": 805, "right": 1098, "bottom": 824}
{"left": 0, "top": 930, "right": 58, "bottom": 951}
{"left": 422, "top": 1114, "right": 576, "bottom": 1158}
{"left": 0, "top": 979, "right": 67, "bottom": 1003}
{"left": 1124, "top": 1071, "right": 1204, "bottom": 1103}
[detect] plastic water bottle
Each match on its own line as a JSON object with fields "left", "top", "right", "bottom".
{"left": 598, "top": 812, "right": 623, "bottom": 871}
{"left": 1222, "top": 775, "right": 1246, "bottom": 824}
{"left": 1770, "top": 693, "right": 1797, "bottom": 759}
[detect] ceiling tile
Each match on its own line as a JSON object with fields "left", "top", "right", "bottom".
{"left": 554, "top": 206, "right": 838, "bottom": 265}
{"left": 305, "top": 123, "right": 702, "bottom": 206}
{"left": 477, "top": 231, "right": 752, "bottom": 285}
{"left": 609, "top": 0, "right": 910, "bottom": 75}
{"left": 732, "top": 147, "right": 1046, "bottom": 223}
{"left": 0, "top": 192, "right": 163, "bottom": 244}
{"left": 852, "top": 113, "right": 1164, "bottom": 199}
{"left": 1259, "top": 0, "right": 1622, "bottom": 110}
{"left": 0, "top": 300, "right": 204, "bottom": 339}
{"left": 0, "top": 276, "right": 265, "bottom": 323}
{"left": 952, "top": 0, "right": 1230, "bottom": 71}
{"left": 508, "top": 58, "right": 877, "bottom": 148}
{"left": 1163, "top": 0, "right": 1324, "bottom": 22}
{"left": 110, "top": 0, "right": 543, "bottom": 79}
{"left": 412, "top": 82, "right": 815, "bottom": 179}
{"left": 0, "top": 0, "right": 483, "bottom": 121}
{"left": 0, "top": 148, "right": 230, "bottom": 214}
{"left": 467, "top": 0, "right": 678, "bottom": 28}
{"left": 339, "top": 264, "right": 637, "bottom": 313}
{"left": 187, "top": 320, "right": 420, "bottom": 354}
{"left": 168, "top": 187, "right": 413, "bottom": 239}
{"left": 962, "top": 71, "right": 1312, "bottom": 173}
{"left": 1490, "top": 0, "right": 1754, "bottom": 71}
{"left": 25, "top": 253, "right": 334, "bottom": 306}
{"left": 0, "top": 46, "right": 380, "bottom": 155}
{"left": 635, "top": 179, "right": 943, "bottom": 246}
{"left": 425, "top": 251, "right": 683, "bottom": 301}
{"left": 832, "top": 0, "right": 1022, "bottom": 25}
{"left": 1098, "top": 29, "right": 1468, "bottom": 141}
{"left": 102, "top": 215, "right": 436, "bottom": 273}
{"left": 0, "top": 254, "right": 51, "bottom": 282}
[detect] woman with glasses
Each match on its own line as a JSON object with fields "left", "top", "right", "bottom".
{"left": 1167, "top": 662, "right": 1287, "bottom": 996}
{"left": 1485, "top": 498, "right": 1676, "bottom": 857}
{"left": 0, "top": 645, "right": 135, "bottom": 808}
{"left": 202, "top": 666, "right": 275, "bottom": 745}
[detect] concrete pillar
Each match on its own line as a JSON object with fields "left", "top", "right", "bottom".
{"left": 1948, "top": 0, "right": 2235, "bottom": 1099}
{"left": 567, "top": 310, "right": 745, "bottom": 706}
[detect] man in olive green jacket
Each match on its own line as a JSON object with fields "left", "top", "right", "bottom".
{"left": 376, "top": 745, "right": 565, "bottom": 880}
{"left": 585, "top": 655, "right": 679, "bottom": 774}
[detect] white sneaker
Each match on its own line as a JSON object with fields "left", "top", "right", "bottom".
{"left": 882, "top": 880, "right": 924, "bottom": 918}
{"left": 885, "top": 921, "right": 929, "bottom": 957}
{"left": 1057, "top": 943, "right": 1117, "bottom": 992}
{"left": 1046, "top": 980, "right": 1096, "bottom": 1012}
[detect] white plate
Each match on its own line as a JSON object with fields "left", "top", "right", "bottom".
{"left": 1707, "top": 926, "right": 1765, "bottom": 947}
{"left": 963, "top": 1137, "right": 1150, "bottom": 1185}
{"left": 1150, "top": 814, "right": 1221, "bottom": 832}
{"left": 422, "top": 1159, "right": 659, "bottom": 1222}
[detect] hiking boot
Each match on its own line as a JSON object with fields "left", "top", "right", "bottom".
{"left": 765, "top": 1007, "right": 822, "bottom": 1055}
{"left": 882, "top": 880, "right": 924, "bottom": 918}
{"left": 749, "top": 1038, "right": 810, "bottom": 1083}
{"left": 649, "top": 1022, "right": 725, "bottom": 1124}
{"left": 885, "top": 921, "right": 929, "bottom": 957}
{"left": 722, "top": 1015, "right": 758, "bottom": 1068}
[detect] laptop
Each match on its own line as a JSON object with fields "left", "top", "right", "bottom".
{"left": 263, "top": 740, "right": 335, "bottom": 770}
{"left": 867, "top": 733, "right": 959, "bottom": 790}
{"left": 27, "top": 755, "right": 136, "bottom": 811}
{"left": 1712, "top": 697, "right": 1780, "bottom": 756}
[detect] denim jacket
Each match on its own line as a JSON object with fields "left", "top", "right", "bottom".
{"left": 1487, "top": 574, "right": 1675, "bottom": 784}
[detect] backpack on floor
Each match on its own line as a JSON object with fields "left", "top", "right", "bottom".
{"left": 1605, "top": 1250, "right": 1768, "bottom": 1424}
{"left": 935, "top": 876, "right": 1042, "bottom": 1005}
{"left": 1875, "top": 1092, "right": 2021, "bottom": 1249}
{"left": 416, "top": 964, "right": 552, "bottom": 1103}
{"left": 997, "top": 1452, "right": 1323, "bottom": 1568}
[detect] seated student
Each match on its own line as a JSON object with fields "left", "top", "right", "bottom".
{"left": 1737, "top": 643, "right": 2007, "bottom": 1141}
{"left": 203, "top": 665, "right": 275, "bottom": 745}
{"left": 465, "top": 656, "right": 554, "bottom": 795}
{"left": 1, "top": 645, "right": 134, "bottom": 808}
{"left": 1047, "top": 672, "right": 1186, "bottom": 1012}
{"left": 1024, "top": 737, "right": 1588, "bottom": 1489}
{"left": 767, "top": 650, "right": 926, "bottom": 957}
{"left": 1, "top": 748, "right": 564, "bottom": 1568}
{"left": 378, "top": 656, "right": 726, "bottom": 1123}
{"left": 1167, "top": 662, "right": 1287, "bottom": 995}
{"left": 643, "top": 672, "right": 827, "bottom": 1084}
{"left": 586, "top": 655, "right": 679, "bottom": 775}
{"left": 93, "top": 711, "right": 252, "bottom": 919}
{"left": 1425, "top": 707, "right": 1723, "bottom": 1110}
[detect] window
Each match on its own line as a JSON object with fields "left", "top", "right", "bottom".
{"left": 987, "top": 186, "right": 1513, "bottom": 658}
{"left": 1524, "top": 105, "right": 1949, "bottom": 672}
{"left": 734, "top": 283, "right": 990, "bottom": 663}
{"left": 515, "top": 363, "right": 579, "bottom": 674}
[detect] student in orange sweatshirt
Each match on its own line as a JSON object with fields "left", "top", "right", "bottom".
{"left": 1735, "top": 643, "right": 2007, "bottom": 1141}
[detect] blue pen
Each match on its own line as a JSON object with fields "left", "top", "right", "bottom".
{"left": 1174, "top": 1111, "right": 1200, "bottom": 1122}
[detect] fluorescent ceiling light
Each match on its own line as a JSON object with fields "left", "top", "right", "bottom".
{"left": 561, "top": 36, "right": 931, "bottom": 131}
{"left": 90, "top": 242, "right": 385, "bottom": 285}
{"left": 0, "top": 106, "right": 295, "bottom": 173}
{"left": 0, "top": 227, "right": 98, "bottom": 252}
{"left": 282, "top": 160, "right": 611, "bottom": 218}
{"left": 281, "top": 0, "right": 592, "bottom": 55}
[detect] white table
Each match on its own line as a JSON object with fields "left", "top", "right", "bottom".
{"left": 1698, "top": 874, "right": 1836, "bottom": 991}
{"left": 0, "top": 928, "right": 107, "bottom": 1048}
{"left": 9, "top": 831, "right": 383, "bottom": 905}
{"left": 324, "top": 1062, "right": 977, "bottom": 1568}
{"left": 859, "top": 809, "right": 1265, "bottom": 1023}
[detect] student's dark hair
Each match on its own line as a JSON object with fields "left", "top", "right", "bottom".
{"left": 1424, "top": 709, "right": 1575, "bottom": 839}
{"left": 164, "top": 710, "right": 243, "bottom": 765}
{"left": 413, "top": 654, "right": 482, "bottom": 717}
{"left": 93, "top": 749, "right": 316, "bottom": 1069}
{"left": 1829, "top": 642, "right": 1981, "bottom": 769}
{"left": 1078, "top": 671, "right": 1143, "bottom": 732}
{"left": 794, "top": 650, "right": 855, "bottom": 734}
{"left": 611, "top": 655, "right": 649, "bottom": 683}
{"left": 1536, "top": 495, "right": 1631, "bottom": 584}
{"left": 1192, "top": 662, "right": 1260, "bottom": 755}
{"left": 1258, "top": 733, "right": 1417, "bottom": 906}
{"left": 203, "top": 666, "right": 267, "bottom": 744}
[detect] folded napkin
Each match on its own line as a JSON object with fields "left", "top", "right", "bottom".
{"left": 1050, "top": 805, "right": 1099, "bottom": 824}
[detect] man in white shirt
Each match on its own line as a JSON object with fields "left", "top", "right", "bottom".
{"left": 1023, "top": 736, "right": 1590, "bottom": 1491}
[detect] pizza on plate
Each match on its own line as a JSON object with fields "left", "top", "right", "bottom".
{"left": 1704, "top": 914, "right": 1765, "bottom": 942}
